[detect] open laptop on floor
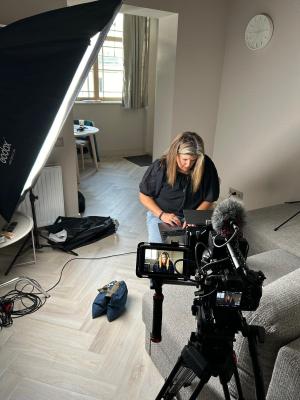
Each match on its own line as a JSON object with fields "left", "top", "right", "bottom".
{"left": 158, "top": 209, "right": 213, "bottom": 243}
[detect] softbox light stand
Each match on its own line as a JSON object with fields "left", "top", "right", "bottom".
{"left": 29, "top": 188, "right": 46, "bottom": 250}
{"left": 0, "top": 0, "right": 122, "bottom": 224}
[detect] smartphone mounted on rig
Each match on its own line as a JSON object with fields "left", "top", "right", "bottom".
{"left": 136, "top": 242, "right": 195, "bottom": 281}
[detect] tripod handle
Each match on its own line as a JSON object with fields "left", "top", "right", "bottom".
{"left": 151, "top": 290, "right": 164, "bottom": 343}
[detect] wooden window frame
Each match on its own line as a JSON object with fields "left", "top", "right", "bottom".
{"left": 78, "top": 34, "right": 123, "bottom": 102}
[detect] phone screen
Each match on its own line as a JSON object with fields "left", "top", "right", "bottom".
{"left": 136, "top": 243, "right": 190, "bottom": 279}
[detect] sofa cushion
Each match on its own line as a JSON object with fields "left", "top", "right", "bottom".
{"left": 266, "top": 337, "right": 300, "bottom": 400}
{"left": 247, "top": 248, "right": 300, "bottom": 285}
{"left": 230, "top": 266, "right": 300, "bottom": 399}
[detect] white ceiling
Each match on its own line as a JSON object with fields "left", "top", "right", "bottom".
{"left": 67, "top": 0, "right": 175, "bottom": 18}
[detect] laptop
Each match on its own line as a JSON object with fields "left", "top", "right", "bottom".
{"left": 158, "top": 210, "right": 213, "bottom": 243}
{"left": 158, "top": 223, "right": 186, "bottom": 244}
{"left": 183, "top": 209, "right": 213, "bottom": 225}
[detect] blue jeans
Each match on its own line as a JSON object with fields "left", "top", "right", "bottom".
{"left": 146, "top": 211, "right": 162, "bottom": 243}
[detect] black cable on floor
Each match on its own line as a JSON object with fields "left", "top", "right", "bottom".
{"left": 0, "top": 250, "right": 137, "bottom": 329}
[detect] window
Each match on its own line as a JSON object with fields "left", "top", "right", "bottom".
{"left": 78, "top": 13, "right": 123, "bottom": 101}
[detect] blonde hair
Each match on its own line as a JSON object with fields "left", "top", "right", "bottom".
{"left": 161, "top": 132, "right": 205, "bottom": 193}
{"left": 158, "top": 252, "right": 171, "bottom": 268}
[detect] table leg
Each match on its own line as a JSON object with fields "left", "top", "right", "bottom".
{"left": 89, "top": 134, "right": 99, "bottom": 171}
{"left": 76, "top": 149, "right": 80, "bottom": 184}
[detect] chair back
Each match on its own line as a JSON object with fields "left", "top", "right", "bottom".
{"left": 74, "top": 119, "right": 94, "bottom": 127}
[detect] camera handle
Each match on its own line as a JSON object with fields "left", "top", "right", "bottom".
{"left": 150, "top": 279, "right": 164, "bottom": 343}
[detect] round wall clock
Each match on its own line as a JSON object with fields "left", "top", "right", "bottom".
{"left": 245, "top": 14, "right": 274, "bottom": 50}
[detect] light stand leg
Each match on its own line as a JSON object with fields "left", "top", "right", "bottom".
{"left": 4, "top": 234, "right": 31, "bottom": 275}
{"left": 274, "top": 210, "right": 300, "bottom": 231}
{"left": 29, "top": 188, "right": 42, "bottom": 249}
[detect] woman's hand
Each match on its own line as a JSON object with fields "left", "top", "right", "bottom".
{"left": 160, "top": 212, "right": 182, "bottom": 227}
{"left": 182, "top": 220, "right": 196, "bottom": 229}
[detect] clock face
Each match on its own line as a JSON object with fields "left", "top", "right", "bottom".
{"left": 245, "top": 14, "right": 274, "bottom": 50}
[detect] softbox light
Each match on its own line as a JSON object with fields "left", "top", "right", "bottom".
{"left": 0, "top": 0, "right": 122, "bottom": 222}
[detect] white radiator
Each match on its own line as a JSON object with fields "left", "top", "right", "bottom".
{"left": 18, "top": 165, "right": 65, "bottom": 227}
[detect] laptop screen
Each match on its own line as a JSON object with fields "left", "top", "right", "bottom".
{"left": 183, "top": 209, "right": 213, "bottom": 225}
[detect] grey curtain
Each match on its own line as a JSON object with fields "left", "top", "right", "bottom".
{"left": 122, "top": 14, "right": 150, "bottom": 109}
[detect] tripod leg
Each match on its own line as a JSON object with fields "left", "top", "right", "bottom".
{"left": 232, "top": 362, "right": 245, "bottom": 400}
{"left": 156, "top": 356, "right": 186, "bottom": 400}
{"left": 247, "top": 327, "right": 266, "bottom": 400}
{"left": 219, "top": 376, "right": 232, "bottom": 400}
{"left": 187, "top": 371, "right": 211, "bottom": 400}
{"left": 156, "top": 344, "right": 211, "bottom": 400}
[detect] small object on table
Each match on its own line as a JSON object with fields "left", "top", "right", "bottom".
{"left": 6, "top": 221, "right": 18, "bottom": 232}
{"left": 0, "top": 231, "right": 15, "bottom": 239}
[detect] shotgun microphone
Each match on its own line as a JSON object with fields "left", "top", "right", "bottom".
{"left": 211, "top": 197, "right": 246, "bottom": 237}
{"left": 212, "top": 197, "right": 247, "bottom": 271}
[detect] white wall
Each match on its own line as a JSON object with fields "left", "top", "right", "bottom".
{"left": 145, "top": 18, "right": 158, "bottom": 156}
{"left": 72, "top": 103, "right": 146, "bottom": 157}
{"left": 0, "top": 0, "right": 65, "bottom": 24}
{"left": 152, "top": 13, "right": 178, "bottom": 159}
{"left": 214, "top": 0, "right": 300, "bottom": 210}
{"left": 75, "top": 1, "right": 228, "bottom": 160}
{"left": 125, "top": 0, "right": 229, "bottom": 157}
{"left": 73, "top": 13, "right": 159, "bottom": 159}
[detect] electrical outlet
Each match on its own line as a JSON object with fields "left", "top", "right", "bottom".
{"left": 229, "top": 187, "right": 243, "bottom": 200}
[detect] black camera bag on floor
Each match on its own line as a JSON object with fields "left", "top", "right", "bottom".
{"left": 46, "top": 216, "right": 118, "bottom": 254}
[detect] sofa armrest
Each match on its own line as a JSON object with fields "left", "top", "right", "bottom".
{"left": 266, "top": 337, "right": 300, "bottom": 400}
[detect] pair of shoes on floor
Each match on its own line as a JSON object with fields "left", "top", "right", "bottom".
{"left": 92, "top": 280, "right": 128, "bottom": 322}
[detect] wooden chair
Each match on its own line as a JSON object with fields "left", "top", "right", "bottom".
{"left": 76, "top": 139, "right": 88, "bottom": 170}
{"left": 74, "top": 119, "right": 95, "bottom": 170}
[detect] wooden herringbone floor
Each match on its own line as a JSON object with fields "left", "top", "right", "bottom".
{"left": 0, "top": 157, "right": 163, "bottom": 400}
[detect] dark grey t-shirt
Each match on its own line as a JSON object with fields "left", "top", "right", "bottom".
{"left": 139, "top": 155, "right": 219, "bottom": 217}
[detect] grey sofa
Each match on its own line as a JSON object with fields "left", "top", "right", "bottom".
{"left": 142, "top": 203, "right": 300, "bottom": 399}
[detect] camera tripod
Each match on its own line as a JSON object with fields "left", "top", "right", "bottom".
{"left": 155, "top": 301, "right": 265, "bottom": 400}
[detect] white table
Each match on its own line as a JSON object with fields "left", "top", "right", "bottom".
{"left": 74, "top": 124, "right": 100, "bottom": 171}
{"left": 0, "top": 212, "right": 36, "bottom": 275}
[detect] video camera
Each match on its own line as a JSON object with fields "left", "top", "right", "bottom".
{"left": 136, "top": 222, "right": 264, "bottom": 313}
{"left": 136, "top": 198, "right": 267, "bottom": 399}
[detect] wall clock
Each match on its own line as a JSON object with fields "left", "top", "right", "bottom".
{"left": 245, "top": 14, "right": 274, "bottom": 50}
